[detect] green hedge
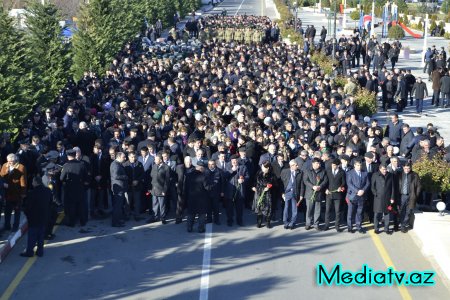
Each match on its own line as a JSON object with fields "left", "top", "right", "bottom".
{"left": 388, "top": 25, "right": 405, "bottom": 39}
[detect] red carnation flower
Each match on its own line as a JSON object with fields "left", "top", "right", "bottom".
{"left": 267, "top": 183, "right": 273, "bottom": 189}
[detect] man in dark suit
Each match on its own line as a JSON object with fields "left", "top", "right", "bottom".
{"left": 272, "top": 153, "right": 288, "bottom": 220}
{"left": 303, "top": 158, "right": 328, "bottom": 231}
{"left": 205, "top": 159, "right": 223, "bottom": 225}
{"left": 215, "top": 152, "right": 228, "bottom": 171}
{"left": 89, "top": 142, "right": 109, "bottom": 219}
{"left": 109, "top": 152, "right": 128, "bottom": 227}
{"left": 223, "top": 154, "right": 249, "bottom": 226}
{"left": 361, "top": 152, "right": 379, "bottom": 223}
{"left": 324, "top": 159, "right": 346, "bottom": 232}
{"left": 345, "top": 160, "right": 370, "bottom": 233}
{"left": 184, "top": 160, "right": 209, "bottom": 233}
{"left": 124, "top": 151, "right": 145, "bottom": 221}
{"left": 397, "top": 164, "right": 421, "bottom": 233}
{"left": 280, "top": 160, "right": 302, "bottom": 229}
{"left": 147, "top": 154, "right": 170, "bottom": 224}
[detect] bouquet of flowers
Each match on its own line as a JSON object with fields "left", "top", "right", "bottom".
{"left": 257, "top": 183, "right": 272, "bottom": 207}
{"left": 310, "top": 175, "right": 321, "bottom": 203}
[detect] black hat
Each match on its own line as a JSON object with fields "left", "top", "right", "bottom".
{"left": 340, "top": 155, "right": 350, "bottom": 162}
{"left": 66, "top": 149, "right": 76, "bottom": 157}
{"left": 238, "top": 147, "right": 246, "bottom": 153}
{"left": 46, "top": 150, "right": 59, "bottom": 160}
{"left": 19, "top": 139, "right": 30, "bottom": 145}
{"left": 364, "top": 152, "right": 374, "bottom": 159}
{"left": 312, "top": 158, "right": 321, "bottom": 164}
{"left": 197, "top": 160, "right": 207, "bottom": 167}
{"left": 231, "top": 154, "right": 240, "bottom": 160}
{"left": 332, "top": 158, "right": 341, "bottom": 165}
{"left": 44, "top": 162, "right": 57, "bottom": 171}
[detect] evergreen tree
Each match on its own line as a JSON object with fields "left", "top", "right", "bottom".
{"left": 0, "top": 8, "right": 37, "bottom": 135}
{"left": 71, "top": 0, "right": 145, "bottom": 80}
{"left": 25, "top": 1, "right": 71, "bottom": 108}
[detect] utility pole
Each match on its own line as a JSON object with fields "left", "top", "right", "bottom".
{"left": 422, "top": 13, "right": 429, "bottom": 68}
{"left": 333, "top": 0, "right": 337, "bottom": 60}
{"left": 371, "top": 0, "right": 375, "bottom": 37}
{"left": 342, "top": 0, "right": 347, "bottom": 30}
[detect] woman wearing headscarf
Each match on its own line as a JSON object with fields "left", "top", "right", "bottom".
{"left": 251, "top": 161, "right": 276, "bottom": 228}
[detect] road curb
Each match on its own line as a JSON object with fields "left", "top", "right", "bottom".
{"left": 0, "top": 217, "right": 28, "bottom": 264}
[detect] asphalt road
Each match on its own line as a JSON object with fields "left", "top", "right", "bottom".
{"left": 1, "top": 1, "right": 450, "bottom": 299}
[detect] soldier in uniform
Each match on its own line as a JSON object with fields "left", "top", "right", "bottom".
{"left": 217, "top": 27, "right": 225, "bottom": 42}
{"left": 244, "top": 28, "right": 252, "bottom": 44}
{"left": 253, "top": 29, "right": 262, "bottom": 44}
{"left": 234, "top": 28, "right": 243, "bottom": 43}
{"left": 225, "top": 27, "right": 233, "bottom": 43}
{"left": 60, "top": 149, "right": 89, "bottom": 227}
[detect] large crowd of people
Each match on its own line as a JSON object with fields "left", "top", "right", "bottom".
{"left": 1, "top": 14, "right": 450, "bottom": 258}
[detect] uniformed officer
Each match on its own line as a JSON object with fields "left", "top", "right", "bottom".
{"left": 42, "top": 162, "right": 61, "bottom": 240}
{"left": 225, "top": 27, "right": 233, "bottom": 43}
{"left": 244, "top": 28, "right": 252, "bottom": 44}
{"left": 60, "top": 149, "right": 89, "bottom": 227}
{"left": 217, "top": 27, "right": 225, "bottom": 41}
{"left": 252, "top": 29, "right": 261, "bottom": 44}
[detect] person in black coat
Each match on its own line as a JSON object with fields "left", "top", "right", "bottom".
{"left": 439, "top": 70, "right": 450, "bottom": 108}
{"left": 394, "top": 75, "right": 408, "bottom": 112}
{"left": 205, "top": 159, "right": 223, "bottom": 225}
{"left": 89, "top": 142, "right": 110, "bottom": 219}
{"left": 124, "top": 152, "right": 145, "bottom": 221}
{"left": 175, "top": 156, "right": 194, "bottom": 224}
{"left": 21, "top": 176, "right": 52, "bottom": 257}
{"left": 411, "top": 77, "right": 428, "bottom": 114}
{"left": 303, "top": 158, "right": 328, "bottom": 230}
{"left": 222, "top": 154, "right": 249, "bottom": 226}
{"left": 147, "top": 154, "right": 170, "bottom": 224}
{"left": 324, "top": 159, "right": 346, "bottom": 232}
{"left": 109, "top": 152, "right": 128, "bottom": 227}
{"left": 371, "top": 164, "right": 396, "bottom": 234}
{"left": 251, "top": 161, "right": 276, "bottom": 228}
{"left": 184, "top": 161, "right": 209, "bottom": 233}
{"left": 41, "top": 163, "right": 61, "bottom": 240}
{"left": 271, "top": 153, "right": 288, "bottom": 220}
{"left": 60, "top": 149, "right": 89, "bottom": 227}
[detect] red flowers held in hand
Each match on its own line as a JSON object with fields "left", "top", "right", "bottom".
{"left": 340, "top": 186, "right": 346, "bottom": 193}
{"left": 387, "top": 205, "right": 393, "bottom": 211}
{"left": 267, "top": 183, "right": 273, "bottom": 189}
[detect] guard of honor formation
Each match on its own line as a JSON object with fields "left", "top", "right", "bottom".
{"left": 0, "top": 14, "right": 449, "bottom": 259}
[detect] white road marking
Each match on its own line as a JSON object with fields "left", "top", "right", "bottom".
{"left": 199, "top": 223, "right": 213, "bottom": 300}
{"left": 235, "top": 0, "right": 247, "bottom": 16}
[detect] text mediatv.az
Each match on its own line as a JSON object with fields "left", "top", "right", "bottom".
{"left": 317, "top": 264, "right": 435, "bottom": 286}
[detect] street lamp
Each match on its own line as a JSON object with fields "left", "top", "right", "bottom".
{"left": 422, "top": 6, "right": 430, "bottom": 68}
